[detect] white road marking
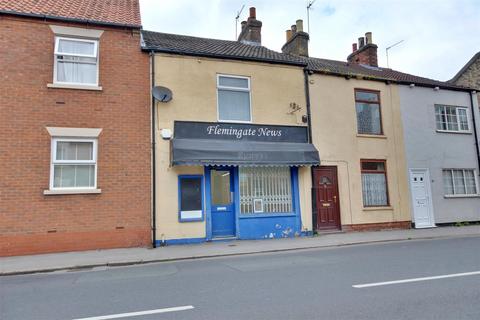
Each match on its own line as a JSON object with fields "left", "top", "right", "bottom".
{"left": 353, "top": 271, "right": 480, "bottom": 288}
{"left": 72, "top": 305, "right": 194, "bottom": 320}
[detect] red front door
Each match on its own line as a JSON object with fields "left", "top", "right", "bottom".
{"left": 313, "top": 166, "right": 341, "bottom": 230}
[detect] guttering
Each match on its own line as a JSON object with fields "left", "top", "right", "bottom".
{"left": 0, "top": 10, "right": 142, "bottom": 29}
{"left": 150, "top": 51, "right": 157, "bottom": 248}
{"left": 306, "top": 68, "right": 472, "bottom": 92}
{"left": 469, "top": 92, "right": 480, "bottom": 176}
{"left": 303, "top": 69, "right": 313, "bottom": 143}
{"left": 141, "top": 47, "right": 307, "bottom": 68}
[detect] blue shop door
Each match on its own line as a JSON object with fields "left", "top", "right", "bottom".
{"left": 210, "top": 168, "right": 235, "bottom": 238}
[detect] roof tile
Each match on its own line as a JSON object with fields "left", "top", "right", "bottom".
{"left": 0, "top": 0, "right": 141, "bottom": 27}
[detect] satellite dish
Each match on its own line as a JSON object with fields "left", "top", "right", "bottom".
{"left": 152, "top": 86, "right": 172, "bottom": 103}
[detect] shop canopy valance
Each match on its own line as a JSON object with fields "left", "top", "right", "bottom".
{"left": 171, "top": 121, "right": 320, "bottom": 166}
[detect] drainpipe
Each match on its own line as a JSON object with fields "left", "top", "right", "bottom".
{"left": 150, "top": 51, "right": 157, "bottom": 248}
{"left": 469, "top": 91, "right": 480, "bottom": 176}
{"left": 303, "top": 68, "right": 316, "bottom": 233}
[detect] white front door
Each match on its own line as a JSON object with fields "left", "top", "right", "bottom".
{"left": 409, "top": 169, "right": 435, "bottom": 228}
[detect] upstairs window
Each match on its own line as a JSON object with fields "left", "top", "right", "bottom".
{"left": 355, "top": 89, "right": 382, "bottom": 135}
{"left": 217, "top": 75, "right": 251, "bottom": 122}
{"left": 435, "top": 105, "right": 469, "bottom": 132}
{"left": 54, "top": 37, "right": 99, "bottom": 85}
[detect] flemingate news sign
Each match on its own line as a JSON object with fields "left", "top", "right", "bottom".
{"left": 173, "top": 121, "right": 308, "bottom": 143}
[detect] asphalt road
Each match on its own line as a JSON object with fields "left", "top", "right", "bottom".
{"left": 1, "top": 237, "right": 480, "bottom": 320}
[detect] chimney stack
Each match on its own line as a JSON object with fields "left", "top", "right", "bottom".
{"left": 348, "top": 32, "right": 378, "bottom": 67}
{"left": 237, "top": 7, "right": 262, "bottom": 46}
{"left": 281, "top": 19, "right": 310, "bottom": 57}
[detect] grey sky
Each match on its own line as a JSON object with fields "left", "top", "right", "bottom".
{"left": 139, "top": 0, "right": 479, "bottom": 81}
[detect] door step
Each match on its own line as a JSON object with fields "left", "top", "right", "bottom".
{"left": 211, "top": 236, "right": 237, "bottom": 242}
{"left": 316, "top": 229, "right": 345, "bottom": 235}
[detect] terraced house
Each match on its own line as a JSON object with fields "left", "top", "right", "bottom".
{"left": 143, "top": 9, "right": 320, "bottom": 245}
{"left": 0, "top": 0, "right": 151, "bottom": 256}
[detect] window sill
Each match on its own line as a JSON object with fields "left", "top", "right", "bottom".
{"left": 436, "top": 130, "right": 472, "bottom": 135}
{"left": 363, "top": 206, "right": 393, "bottom": 211}
{"left": 356, "top": 134, "right": 387, "bottom": 139}
{"left": 44, "top": 189, "right": 102, "bottom": 195}
{"left": 47, "top": 83, "right": 103, "bottom": 91}
{"left": 444, "top": 194, "right": 480, "bottom": 199}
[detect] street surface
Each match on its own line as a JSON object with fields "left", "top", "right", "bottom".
{"left": 1, "top": 237, "right": 480, "bottom": 320}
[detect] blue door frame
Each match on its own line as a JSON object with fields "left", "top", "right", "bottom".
{"left": 205, "top": 166, "right": 237, "bottom": 239}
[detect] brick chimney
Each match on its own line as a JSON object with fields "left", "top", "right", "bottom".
{"left": 347, "top": 32, "right": 378, "bottom": 67}
{"left": 237, "top": 7, "right": 262, "bottom": 46}
{"left": 281, "top": 19, "right": 309, "bottom": 57}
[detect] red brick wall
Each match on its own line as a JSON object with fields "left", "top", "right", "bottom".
{"left": 0, "top": 16, "right": 151, "bottom": 256}
{"left": 341, "top": 221, "right": 411, "bottom": 232}
{"left": 347, "top": 44, "right": 378, "bottom": 67}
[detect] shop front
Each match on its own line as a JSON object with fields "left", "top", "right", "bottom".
{"left": 166, "top": 121, "right": 319, "bottom": 243}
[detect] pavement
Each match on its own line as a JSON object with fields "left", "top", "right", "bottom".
{"left": 1, "top": 225, "right": 479, "bottom": 276}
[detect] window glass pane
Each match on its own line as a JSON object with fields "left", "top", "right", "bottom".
{"left": 219, "top": 76, "right": 249, "bottom": 88}
{"left": 218, "top": 89, "right": 250, "bottom": 121}
{"left": 56, "top": 142, "right": 93, "bottom": 161}
{"left": 464, "top": 170, "right": 477, "bottom": 194}
{"left": 445, "top": 106, "right": 459, "bottom": 131}
{"left": 180, "top": 177, "right": 202, "bottom": 211}
{"left": 58, "top": 39, "right": 95, "bottom": 56}
{"left": 435, "top": 105, "right": 447, "bottom": 130}
{"left": 458, "top": 109, "right": 469, "bottom": 131}
{"left": 361, "top": 173, "right": 388, "bottom": 206}
{"left": 57, "top": 61, "right": 97, "bottom": 84}
{"left": 239, "top": 167, "right": 292, "bottom": 214}
{"left": 355, "top": 91, "right": 379, "bottom": 102}
{"left": 361, "top": 161, "right": 385, "bottom": 172}
{"left": 452, "top": 170, "right": 466, "bottom": 194}
{"left": 211, "top": 170, "right": 231, "bottom": 206}
{"left": 443, "top": 170, "right": 454, "bottom": 195}
{"left": 53, "top": 165, "right": 95, "bottom": 188}
{"left": 356, "top": 103, "right": 381, "bottom": 134}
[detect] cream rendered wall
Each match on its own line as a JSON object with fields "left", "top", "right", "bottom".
{"left": 154, "top": 53, "right": 312, "bottom": 240}
{"left": 309, "top": 75, "right": 411, "bottom": 226}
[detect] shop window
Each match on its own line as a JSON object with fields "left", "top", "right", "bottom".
{"left": 355, "top": 89, "right": 382, "bottom": 135}
{"left": 54, "top": 37, "right": 99, "bottom": 85}
{"left": 361, "top": 160, "right": 389, "bottom": 207}
{"left": 443, "top": 169, "right": 478, "bottom": 196}
{"left": 435, "top": 105, "right": 470, "bottom": 132}
{"left": 178, "top": 175, "right": 204, "bottom": 221}
{"left": 51, "top": 138, "right": 97, "bottom": 189}
{"left": 217, "top": 74, "right": 251, "bottom": 122}
{"left": 239, "top": 167, "right": 293, "bottom": 214}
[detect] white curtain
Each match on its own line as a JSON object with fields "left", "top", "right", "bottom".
{"left": 362, "top": 173, "right": 387, "bottom": 206}
{"left": 56, "top": 39, "right": 97, "bottom": 84}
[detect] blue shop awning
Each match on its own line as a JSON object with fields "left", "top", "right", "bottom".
{"left": 171, "top": 138, "right": 320, "bottom": 166}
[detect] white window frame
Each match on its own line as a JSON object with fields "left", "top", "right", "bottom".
{"left": 216, "top": 74, "right": 252, "bottom": 123}
{"left": 50, "top": 137, "right": 98, "bottom": 191}
{"left": 443, "top": 169, "right": 479, "bottom": 197}
{"left": 53, "top": 36, "right": 99, "bottom": 86}
{"left": 434, "top": 105, "right": 471, "bottom": 133}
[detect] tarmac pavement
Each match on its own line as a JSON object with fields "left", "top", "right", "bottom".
{"left": 1, "top": 225, "right": 479, "bottom": 276}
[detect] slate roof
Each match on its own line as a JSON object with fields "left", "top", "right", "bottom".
{"left": 0, "top": 0, "right": 142, "bottom": 28}
{"left": 305, "top": 57, "right": 470, "bottom": 91}
{"left": 142, "top": 30, "right": 471, "bottom": 91}
{"left": 141, "top": 31, "right": 307, "bottom": 66}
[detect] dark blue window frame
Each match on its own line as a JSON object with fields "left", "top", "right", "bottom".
{"left": 178, "top": 175, "right": 204, "bottom": 222}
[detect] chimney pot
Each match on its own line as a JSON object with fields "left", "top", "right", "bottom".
{"left": 291, "top": 24, "right": 297, "bottom": 33}
{"left": 358, "top": 37, "right": 365, "bottom": 48}
{"left": 249, "top": 7, "right": 256, "bottom": 19}
{"left": 365, "top": 32, "right": 372, "bottom": 45}
{"left": 296, "top": 19, "right": 304, "bottom": 32}
{"left": 286, "top": 30, "right": 293, "bottom": 41}
{"left": 352, "top": 43, "right": 357, "bottom": 52}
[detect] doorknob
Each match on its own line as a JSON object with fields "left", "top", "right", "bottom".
{"left": 333, "top": 196, "right": 337, "bottom": 203}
